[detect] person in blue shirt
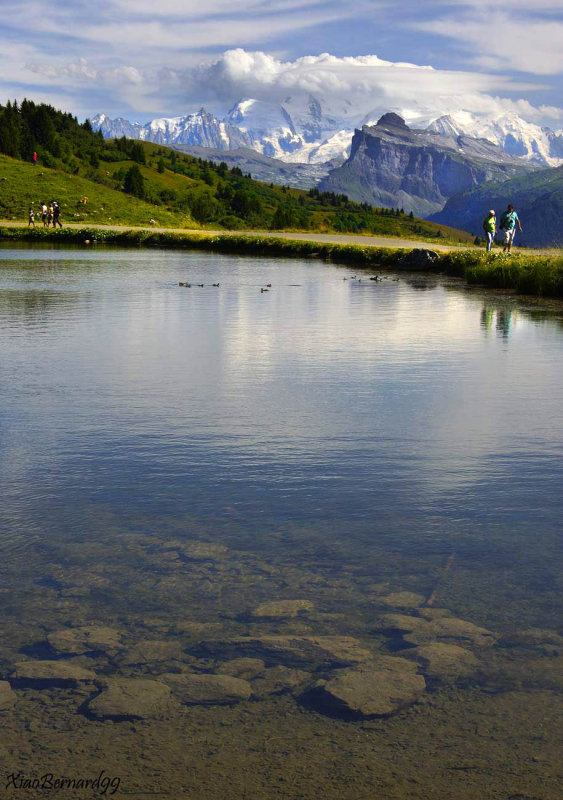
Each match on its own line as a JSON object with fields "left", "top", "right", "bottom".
{"left": 500, "top": 204, "right": 522, "bottom": 253}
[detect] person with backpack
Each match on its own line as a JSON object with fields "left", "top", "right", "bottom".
{"left": 28, "top": 207, "right": 35, "bottom": 227}
{"left": 52, "top": 201, "right": 63, "bottom": 228}
{"left": 41, "top": 202, "right": 48, "bottom": 227}
{"left": 499, "top": 204, "right": 522, "bottom": 253}
{"left": 482, "top": 209, "right": 496, "bottom": 251}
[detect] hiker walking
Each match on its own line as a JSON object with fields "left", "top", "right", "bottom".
{"left": 52, "top": 201, "right": 63, "bottom": 228}
{"left": 482, "top": 209, "right": 496, "bottom": 252}
{"left": 32, "top": 151, "right": 37, "bottom": 166}
{"left": 41, "top": 202, "right": 48, "bottom": 226}
{"left": 47, "top": 203, "right": 54, "bottom": 227}
{"left": 28, "top": 207, "right": 35, "bottom": 227}
{"left": 500, "top": 204, "right": 522, "bottom": 253}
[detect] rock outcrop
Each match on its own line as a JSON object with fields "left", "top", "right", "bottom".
{"left": 195, "top": 636, "right": 373, "bottom": 670}
{"left": 305, "top": 656, "right": 425, "bottom": 718}
{"left": 47, "top": 626, "right": 123, "bottom": 656}
{"left": 319, "top": 114, "right": 535, "bottom": 217}
{"left": 0, "top": 681, "right": 16, "bottom": 710}
{"left": 251, "top": 599, "right": 314, "bottom": 619}
{"left": 11, "top": 660, "right": 98, "bottom": 688}
{"left": 158, "top": 673, "right": 251, "bottom": 705}
{"left": 87, "top": 679, "right": 174, "bottom": 720}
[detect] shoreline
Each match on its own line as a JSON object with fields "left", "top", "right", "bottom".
{"left": 0, "top": 226, "right": 562, "bottom": 298}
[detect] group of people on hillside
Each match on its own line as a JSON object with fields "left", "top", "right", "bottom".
{"left": 28, "top": 202, "right": 62, "bottom": 228}
{"left": 482, "top": 204, "right": 522, "bottom": 253}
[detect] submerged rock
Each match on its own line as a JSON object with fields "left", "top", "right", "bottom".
{"left": 11, "top": 660, "right": 98, "bottom": 688}
{"left": 375, "top": 613, "right": 428, "bottom": 633}
{"left": 250, "top": 666, "right": 312, "bottom": 698}
{"left": 307, "top": 656, "right": 425, "bottom": 719}
{"left": 119, "top": 640, "right": 183, "bottom": 666}
{"left": 403, "top": 617, "right": 495, "bottom": 648}
{"left": 499, "top": 629, "right": 563, "bottom": 654}
{"left": 87, "top": 679, "right": 174, "bottom": 720}
{"left": 251, "top": 599, "right": 314, "bottom": 619}
{"left": 164, "top": 541, "right": 228, "bottom": 561}
{"left": 47, "top": 626, "right": 123, "bottom": 656}
{"left": 406, "top": 643, "right": 480, "bottom": 683}
{"left": 196, "top": 636, "right": 373, "bottom": 670}
{"left": 375, "top": 613, "right": 495, "bottom": 648}
{"left": 380, "top": 592, "right": 426, "bottom": 609}
{"left": 0, "top": 681, "right": 16, "bottom": 710}
{"left": 417, "top": 608, "right": 452, "bottom": 620}
{"left": 158, "top": 673, "right": 251, "bottom": 705}
{"left": 215, "top": 658, "right": 265, "bottom": 679}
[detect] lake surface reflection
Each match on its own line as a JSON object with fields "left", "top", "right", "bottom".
{"left": 1, "top": 246, "right": 562, "bottom": 800}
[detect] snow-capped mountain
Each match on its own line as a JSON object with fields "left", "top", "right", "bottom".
{"left": 91, "top": 114, "right": 143, "bottom": 139}
{"left": 91, "top": 102, "right": 563, "bottom": 169}
{"left": 426, "top": 112, "right": 563, "bottom": 167}
{"left": 91, "top": 109, "right": 251, "bottom": 150}
{"left": 226, "top": 99, "right": 302, "bottom": 156}
{"left": 91, "top": 95, "right": 362, "bottom": 163}
{"left": 225, "top": 95, "right": 364, "bottom": 161}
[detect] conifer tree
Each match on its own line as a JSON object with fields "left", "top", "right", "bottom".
{"left": 123, "top": 164, "right": 145, "bottom": 198}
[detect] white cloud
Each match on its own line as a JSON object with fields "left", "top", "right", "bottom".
{"left": 26, "top": 58, "right": 98, "bottom": 81}
{"left": 13, "top": 48, "right": 563, "bottom": 126}
{"left": 190, "top": 50, "right": 562, "bottom": 124}
{"left": 415, "top": 11, "right": 563, "bottom": 76}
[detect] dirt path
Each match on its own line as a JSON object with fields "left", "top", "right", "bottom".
{"left": 1, "top": 221, "right": 558, "bottom": 255}
{"left": 0, "top": 221, "right": 467, "bottom": 252}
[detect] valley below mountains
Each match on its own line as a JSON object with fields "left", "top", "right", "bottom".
{"left": 92, "top": 100, "right": 562, "bottom": 245}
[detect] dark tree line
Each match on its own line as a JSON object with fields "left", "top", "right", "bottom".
{"left": 0, "top": 99, "right": 103, "bottom": 168}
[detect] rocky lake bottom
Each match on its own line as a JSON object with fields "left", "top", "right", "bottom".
{"left": 1, "top": 519, "right": 562, "bottom": 800}
{"left": 1, "top": 247, "right": 562, "bottom": 798}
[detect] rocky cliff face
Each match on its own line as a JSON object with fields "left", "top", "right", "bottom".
{"left": 319, "top": 114, "right": 536, "bottom": 217}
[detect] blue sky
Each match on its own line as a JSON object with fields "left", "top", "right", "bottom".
{"left": 1, "top": 0, "right": 562, "bottom": 125}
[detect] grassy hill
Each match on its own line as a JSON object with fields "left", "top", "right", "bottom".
{"left": 0, "top": 99, "right": 475, "bottom": 244}
{"left": 0, "top": 145, "right": 475, "bottom": 245}
{"left": 430, "top": 165, "right": 563, "bottom": 248}
{"left": 0, "top": 154, "right": 195, "bottom": 228}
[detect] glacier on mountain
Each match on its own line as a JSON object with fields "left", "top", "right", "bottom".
{"left": 426, "top": 112, "right": 563, "bottom": 167}
{"left": 91, "top": 101, "right": 563, "bottom": 168}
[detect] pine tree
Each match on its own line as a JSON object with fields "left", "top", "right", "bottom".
{"left": 123, "top": 164, "right": 145, "bottom": 198}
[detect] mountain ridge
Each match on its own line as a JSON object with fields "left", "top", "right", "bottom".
{"left": 317, "top": 114, "right": 536, "bottom": 217}
{"left": 91, "top": 102, "right": 563, "bottom": 168}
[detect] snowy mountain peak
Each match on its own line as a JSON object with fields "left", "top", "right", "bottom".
{"left": 427, "top": 112, "right": 563, "bottom": 166}
{"left": 90, "top": 101, "right": 563, "bottom": 168}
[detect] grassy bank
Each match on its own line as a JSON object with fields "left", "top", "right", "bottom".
{"left": 440, "top": 249, "right": 563, "bottom": 298}
{"left": 1, "top": 226, "right": 562, "bottom": 298}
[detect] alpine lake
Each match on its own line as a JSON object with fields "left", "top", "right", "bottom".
{"left": 1, "top": 244, "right": 562, "bottom": 800}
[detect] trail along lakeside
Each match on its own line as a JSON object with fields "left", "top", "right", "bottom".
{"left": 1, "top": 222, "right": 562, "bottom": 297}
